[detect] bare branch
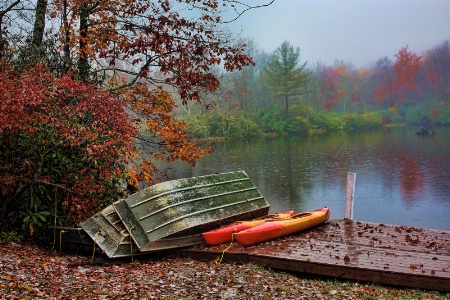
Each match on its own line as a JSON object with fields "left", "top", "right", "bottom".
{"left": 223, "top": 0, "right": 275, "bottom": 23}
{"left": 0, "top": 0, "right": 20, "bottom": 18}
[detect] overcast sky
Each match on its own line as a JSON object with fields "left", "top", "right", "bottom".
{"left": 224, "top": 0, "right": 450, "bottom": 68}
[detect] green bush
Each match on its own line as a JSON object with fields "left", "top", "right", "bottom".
{"left": 256, "top": 110, "right": 283, "bottom": 133}
{"left": 344, "top": 112, "right": 383, "bottom": 129}
{"left": 405, "top": 106, "right": 425, "bottom": 125}
{"left": 183, "top": 116, "right": 210, "bottom": 138}
{"left": 232, "top": 115, "right": 261, "bottom": 137}
{"left": 272, "top": 120, "right": 287, "bottom": 132}
{"left": 207, "top": 114, "right": 229, "bottom": 136}
{"left": 218, "top": 114, "right": 261, "bottom": 137}
{"left": 0, "top": 231, "right": 23, "bottom": 242}
{"left": 308, "top": 112, "right": 345, "bottom": 131}
{"left": 434, "top": 107, "right": 450, "bottom": 126}
{"left": 193, "top": 112, "right": 263, "bottom": 138}
{"left": 286, "top": 116, "right": 311, "bottom": 135}
{"left": 405, "top": 100, "right": 450, "bottom": 126}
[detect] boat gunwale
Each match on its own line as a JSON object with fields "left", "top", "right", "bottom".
{"left": 138, "top": 186, "right": 259, "bottom": 221}
{"left": 234, "top": 208, "right": 329, "bottom": 246}
{"left": 239, "top": 214, "right": 325, "bottom": 232}
{"left": 240, "top": 209, "right": 328, "bottom": 228}
{"left": 203, "top": 210, "right": 295, "bottom": 233}
{"left": 129, "top": 176, "right": 251, "bottom": 209}
{"left": 145, "top": 195, "right": 265, "bottom": 234}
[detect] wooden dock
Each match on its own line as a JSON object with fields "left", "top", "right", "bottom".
{"left": 179, "top": 219, "right": 450, "bottom": 292}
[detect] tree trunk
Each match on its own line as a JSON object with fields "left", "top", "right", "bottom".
{"left": 284, "top": 81, "right": 289, "bottom": 115}
{"left": 0, "top": 15, "right": 4, "bottom": 60}
{"left": 32, "top": 0, "right": 48, "bottom": 47}
{"left": 78, "top": 3, "right": 90, "bottom": 80}
{"left": 285, "top": 93, "right": 289, "bottom": 115}
{"left": 62, "top": 0, "right": 70, "bottom": 74}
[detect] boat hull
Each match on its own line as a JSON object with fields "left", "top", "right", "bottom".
{"left": 202, "top": 210, "right": 294, "bottom": 246}
{"left": 80, "top": 201, "right": 142, "bottom": 258}
{"left": 234, "top": 207, "right": 330, "bottom": 247}
{"left": 113, "top": 171, "right": 270, "bottom": 250}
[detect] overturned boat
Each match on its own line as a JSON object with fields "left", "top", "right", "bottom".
{"left": 78, "top": 202, "right": 141, "bottom": 258}
{"left": 78, "top": 171, "right": 269, "bottom": 257}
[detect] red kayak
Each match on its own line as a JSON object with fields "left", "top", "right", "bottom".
{"left": 202, "top": 211, "right": 294, "bottom": 246}
{"left": 234, "top": 207, "right": 330, "bottom": 247}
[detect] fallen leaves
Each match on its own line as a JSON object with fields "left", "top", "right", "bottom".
{"left": 344, "top": 255, "right": 350, "bottom": 264}
{"left": 1, "top": 241, "right": 449, "bottom": 299}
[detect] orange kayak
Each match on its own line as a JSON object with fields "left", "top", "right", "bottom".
{"left": 234, "top": 207, "right": 330, "bottom": 247}
{"left": 202, "top": 211, "right": 294, "bottom": 246}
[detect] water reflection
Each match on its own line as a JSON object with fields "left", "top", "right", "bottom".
{"left": 159, "top": 128, "right": 450, "bottom": 230}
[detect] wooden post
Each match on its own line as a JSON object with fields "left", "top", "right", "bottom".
{"left": 344, "top": 172, "right": 356, "bottom": 220}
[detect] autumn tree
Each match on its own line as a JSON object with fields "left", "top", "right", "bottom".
{"left": 392, "top": 47, "right": 422, "bottom": 102}
{"left": 263, "top": 40, "right": 309, "bottom": 115}
{"left": 0, "top": 0, "right": 274, "bottom": 236}
{"left": 40, "top": 0, "right": 270, "bottom": 184}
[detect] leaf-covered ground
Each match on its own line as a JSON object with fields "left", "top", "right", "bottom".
{"left": 1, "top": 241, "right": 448, "bottom": 299}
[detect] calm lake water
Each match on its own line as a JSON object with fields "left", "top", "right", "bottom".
{"left": 159, "top": 127, "right": 450, "bottom": 230}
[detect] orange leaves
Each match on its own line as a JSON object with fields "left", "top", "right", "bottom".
{"left": 126, "top": 84, "right": 174, "bottom": 112}
{"left": 334, "top": 64, "right": 349, "bottom": 77}
{"left": 121, "top": 83, "right": 211, "bottom": 187}
{"left": 356, "top": 67, "right": 372, "bottom": 80}
{"left": 394, "top": 47, "right": 422, "bottom": 75}
{"left": 388, "top": 106, "right": 397, "bottom": 114}
{"left": 393, "top": 46, "right": 422, "bottom": 99}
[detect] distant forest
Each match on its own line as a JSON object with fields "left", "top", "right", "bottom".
{"left": 178, "top": 40, "right": 449, "bottom": 138}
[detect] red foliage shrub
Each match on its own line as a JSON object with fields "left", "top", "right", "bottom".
{"left": 0, "top": 65, "right": 137, "bottom": 226}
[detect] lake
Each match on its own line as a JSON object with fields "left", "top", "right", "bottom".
{"left": 158, "top": 127, "right": 450, "bottom": 230}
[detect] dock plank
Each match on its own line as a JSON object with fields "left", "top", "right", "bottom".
{"left": 180, "top": 220, "right": 450, "bottom": 292}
